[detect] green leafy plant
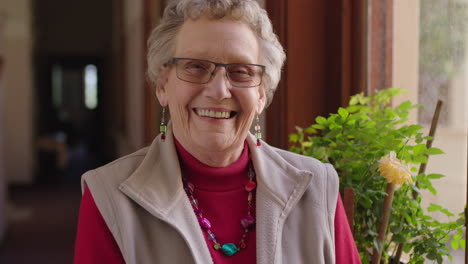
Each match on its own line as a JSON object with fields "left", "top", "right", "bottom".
{"left": 289, "top": 88, "right": 465, "bottom": 263}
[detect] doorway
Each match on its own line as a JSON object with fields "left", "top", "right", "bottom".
{"left": 36, "top": 56, "right": 107, "bottom": 184}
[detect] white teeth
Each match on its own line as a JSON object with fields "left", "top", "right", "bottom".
{"left": 196, "top": 109, "right": 231, "bottom": 119}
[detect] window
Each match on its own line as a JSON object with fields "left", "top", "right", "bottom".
{"left": 392, "top": 0, "right": 467, "bottom": 248}
{"left": 83, "top": 64, "right": 98, "bottom": 110}
{"left": 52, "top": 64, "right": 63, "bottom": 108}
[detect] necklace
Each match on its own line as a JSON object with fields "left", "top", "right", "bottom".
{"left": 182, "top": 160, "right": 257, "bottom": 257}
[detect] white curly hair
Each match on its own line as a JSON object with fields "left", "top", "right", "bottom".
{"left": 146, "top": 0, "right": 286, "bottom": 107}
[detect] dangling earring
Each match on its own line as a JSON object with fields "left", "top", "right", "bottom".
{"left": 254, "top": 115, "right": 262, "bottom": 146}
{"left": 160, "top": 107, "right": 167, "bottom": 140}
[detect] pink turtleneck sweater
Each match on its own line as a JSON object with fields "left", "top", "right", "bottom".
{"left": 74, "top": 140, "right": 361, "bottom": 263}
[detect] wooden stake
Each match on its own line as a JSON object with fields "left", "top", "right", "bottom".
{"left": 392, "top": 100, "right": 443, "bottom": 264}
{"left": 372, "top": 183, "right": 397, "bottom": 264}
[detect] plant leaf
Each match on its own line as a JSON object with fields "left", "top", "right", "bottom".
{"left": 316, "top": 116, "right": 327, "bottom": 124}
{"left": 338, "top": 107, "right": 349, "bottom": 118}
{"left": 451, "top": 239, "right": 459, "bottom": 250}
{"left": 427, "top": 173, "right": 445, "bottom": 179}
{"left": 427, "top": 203, "right": 443, "bottom": 212}
{"left": 427, "top": 147, "right": 444, "bottom": 155}
{"left": 289, "top": 134, "right": 299, "bottom": 142}
{"left": 413, "top": 144, "right": 427, "bottom": 155}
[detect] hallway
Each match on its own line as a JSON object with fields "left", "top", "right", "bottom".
{"left": 0, "top": 184, "right": 82, "bottom": 264}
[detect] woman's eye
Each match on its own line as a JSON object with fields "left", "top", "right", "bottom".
{"left": 230, "top": 70, "right": 254, "bottom": 80}
{"left": 185, "top": 62, "right": 208, "bottom": 70}
{"left": 229, "top": 66, "right": 252, "bottom": 76}
{"left": 233, "top": 70, "right": 249, "bottom": 75}
{"left": 188, "top": 64, "right": 203, "bottom": 69}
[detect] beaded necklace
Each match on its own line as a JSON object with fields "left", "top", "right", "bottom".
{"left": 182, "top": 160, "right": 257, "bottom": 257}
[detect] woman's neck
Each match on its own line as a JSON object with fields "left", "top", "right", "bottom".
{"left": 174, "top": 138, "right": 249, "bottom": 190}
{"left": 173, "top": 136, "right": 245, "bottom": 168}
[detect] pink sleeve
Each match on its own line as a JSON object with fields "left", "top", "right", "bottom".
{"left": 334, "top": 194, "right": 361, "bottom": 264}
{"left": 74, "top": 187, "right": 125, "bottom": 264}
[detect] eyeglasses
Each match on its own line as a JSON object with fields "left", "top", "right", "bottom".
{"left": 165, "top": 58, "right": 265, "bottom": 88}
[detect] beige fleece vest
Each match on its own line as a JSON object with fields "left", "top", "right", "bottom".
{"left": 82, "top": 126, "right": 338, "bottom": 263}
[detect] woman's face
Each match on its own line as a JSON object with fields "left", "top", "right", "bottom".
{"left": 157, "top": 17, "right": 266, "bottom": 156}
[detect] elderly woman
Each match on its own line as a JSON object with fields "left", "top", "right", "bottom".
{"left": 74, "top": 0, "right": 360, "bottom": 263}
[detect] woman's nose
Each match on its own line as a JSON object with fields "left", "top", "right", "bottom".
{"left": 203, "top": 67, "right": 232, "bottom": 101}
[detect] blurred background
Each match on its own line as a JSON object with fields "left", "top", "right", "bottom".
{"left": 0, "top": 0, "right": 466, "bottom": 263}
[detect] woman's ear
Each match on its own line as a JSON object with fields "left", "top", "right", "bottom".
{"left": 155, "top": 66, "right": 169, "bottom": 107}
{"left": 256, "top": 85, "right": 267, "bottom": 115}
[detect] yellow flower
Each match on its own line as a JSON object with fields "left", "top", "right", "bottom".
{"left": 378, "top": 151, "right": 413, "bottom": 185}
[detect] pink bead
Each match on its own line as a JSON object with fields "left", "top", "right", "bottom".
{"left": 240, "top": 215, "right": 255, "bottom": 229}
{"left": 186, "top": 182, "right": 195, "bottom": 194}
{"left": 245, "top": 180, "right": 256, "bottom": 192}
{"left": 199, "top": 217, "right": 211, "bottom": 229}
{"left": 240, "top": 241, "right": 247, "bottom": 249}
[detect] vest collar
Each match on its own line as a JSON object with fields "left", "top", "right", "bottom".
{"left": 119, "top": 124, "right": 316, "bottom": 263}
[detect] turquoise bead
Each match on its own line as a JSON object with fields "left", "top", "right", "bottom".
{"left": 221, "top": 243, "right": 238, "bottom": 256}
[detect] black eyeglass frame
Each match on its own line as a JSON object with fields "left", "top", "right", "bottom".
{"left": 164, "top": 57, "right": 266, "bottom": 88}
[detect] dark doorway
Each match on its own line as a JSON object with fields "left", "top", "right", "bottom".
{"left": 32, "top": 0, "right": 115, "bottom": 185}
{"left": 36, "top": 56, "right": 107, "bottom": 184}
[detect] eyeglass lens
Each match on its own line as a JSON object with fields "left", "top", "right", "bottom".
{"left": 175, "top": 59, "right": 263, "bottom": 88}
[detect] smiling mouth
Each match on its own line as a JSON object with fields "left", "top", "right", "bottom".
{"left": 194, "top": 108, "right": 237, "bottom": 119}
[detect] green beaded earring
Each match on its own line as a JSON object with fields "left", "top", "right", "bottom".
{"left": 254, "top": 115, "right": 261, "bottom": 146}
{"left": 160, "top": 107, "right": 167, "bottom": 140}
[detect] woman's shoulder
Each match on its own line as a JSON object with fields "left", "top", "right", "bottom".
{"left": 259, "top": 142, "right": 339, "bottom": 216}
{"left": 81, "top": 146, "right": 150, "bottom": 192}
{"left": 99, "top": 146, "right": 149, "bottom": 171}
{"left": 262, "top": 142, "right": 334, "bottom": 175}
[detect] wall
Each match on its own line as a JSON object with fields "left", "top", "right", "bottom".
{"left": 0, "top": 23, "right": 6, "bottom": 243}
{"left": 265, "top": 1, "right": 367, "bottom": 149}
{"left": 34, "top": 1, "right": 113, "bottom": 55}
{"left": 116, "top": 0, "right": 145, "bottom": 155}
{"left": 392, "top": 0, "right": 419, "bottom": 123}
{"left": 0, "top": 0, "right": 34, "bottom": 184}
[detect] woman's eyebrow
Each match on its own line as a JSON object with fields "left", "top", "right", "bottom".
{"left": 176, "top": 51, "right": 255, "bottom": 64}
